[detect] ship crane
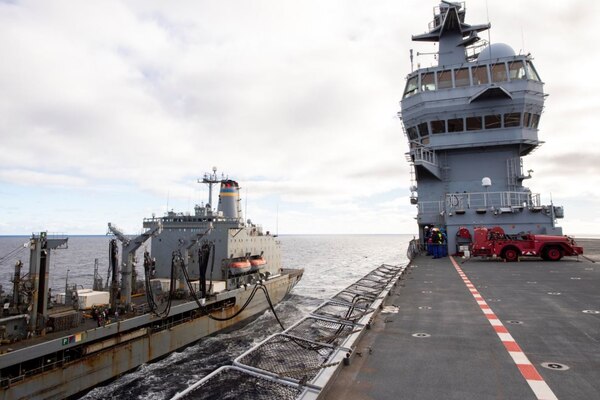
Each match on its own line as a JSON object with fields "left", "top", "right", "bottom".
{"left": 107, "top": 222, "right": 162, "bottom": 310}
{"left": 28, "top": 232, "right": 68, "bottom": 335}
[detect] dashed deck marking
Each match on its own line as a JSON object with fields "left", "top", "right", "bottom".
{"left": 449, "top": 256, "right": 558, "bottom": 400}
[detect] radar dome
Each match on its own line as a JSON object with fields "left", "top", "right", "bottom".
{"left": 477, "top": 43, "right": 516, "bottom": 61}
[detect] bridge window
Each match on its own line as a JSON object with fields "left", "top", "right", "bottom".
{"left": 437, "top": 70, "right": 452, "bottom": 89}
{"left": 504, "top": 112, "right": 521, "bottom": 127}
{"left": 527, "top": 62, "right": 541, "bottom": 81}
{"left": 454, "top": 68, "right": 470, "bottom": 87}
{"left": 447, "top": 118, "right": 464, "bottom": 132}
{"left": 524, "top": 112, "right": 532, "bottom": 127}
{"left": 418, "top": 122, "right": 429, "bottom": 137}
{"left": 491, "top": 62, "right": 508, "bottom": 82}
{"left": 420, "top": 72, "right": 435, "bottom": 91}
{"left": 431, "top": 120, "right": 446, "bottom": 134}
{"left": 485, "top": 114, "right": 502, "bottom": 129}
{"left": 531, "top": 114, "right": 540, "bottom": 128}
{"left": 406, "top": 126, "right": 418, "bottom": 140}
{"left": 471, "top": 65, "right": 489, "bottom": 85}
{"left": 404, "top": 75, "right": 418, "bottom": 97}
{"left": 508, "top": 60, "right": 526, "bottom": 80}
{"left": 466, "top": 116, "right": 482, "bottom": 131}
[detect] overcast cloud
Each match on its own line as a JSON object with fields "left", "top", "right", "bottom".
{"left": 0, "top": 0, "right": 599, "bottom": 235}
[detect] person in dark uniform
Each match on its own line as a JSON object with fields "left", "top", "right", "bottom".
{"left": 424, "top": 226, "right": 431, "bottom": 254}
{"left": 431, "top": 228, "right": 442, "bottom": 259}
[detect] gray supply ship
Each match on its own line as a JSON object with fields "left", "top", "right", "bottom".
{"left": 400, "top": 1, "right": 564, "bottom": 253}
{"left": 0, "top": 169, "right": 303, "bottom": 399}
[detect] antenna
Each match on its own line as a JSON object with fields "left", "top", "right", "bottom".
{"left": 166, "top": 191, "right": 170, "bottom": 213}
{"left": 486, "top": 0, "right": 492, "bottom": 58}
{"left": 521, "top": 26, "right": 525, "bottom": 54}
{"left": 410, "top": 49, "right": 414, "bottom": 72}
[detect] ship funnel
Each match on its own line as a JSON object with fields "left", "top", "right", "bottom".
{"left": 218, "top": 180, "right": 241, "bottom": 219}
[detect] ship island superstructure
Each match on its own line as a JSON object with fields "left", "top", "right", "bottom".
{"left": 315, "top": 5, "right": 598, "bottom": 399}
{"left": 143, "top": 169, "right": 281, "bottom": 291}
{"left": 400, "top": 1, "right": 563, "bottom": 252}
{"left": 0, "top": 169, "right": 302, "bottom": 400}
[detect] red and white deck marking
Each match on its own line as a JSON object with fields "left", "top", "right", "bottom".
{"left": 449, "top": 256, "right": 558, "bottom": 400}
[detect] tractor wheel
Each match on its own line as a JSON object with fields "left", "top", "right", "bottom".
{"left": 544, "top": 246, "right": 563, "bottom": 261}
{"left": 503, "top": 248, "right": 519, "bottom": 262}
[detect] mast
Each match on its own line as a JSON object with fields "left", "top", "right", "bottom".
{"left": 412, "top": 1, "right": 490, "bottom": 66}
{"left": 199, "top": 166, "right": 221, "bottom": 213}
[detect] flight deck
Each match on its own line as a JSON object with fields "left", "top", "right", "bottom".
{"left": 321, "top": 239, "right": 600, "bottom": 400}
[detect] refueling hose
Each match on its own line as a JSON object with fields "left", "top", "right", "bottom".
{"left": 142, "top": 247, "right": 286, "bottom": 330}
{"left": 178, "top": 252, "right": 286, "bottom": 330}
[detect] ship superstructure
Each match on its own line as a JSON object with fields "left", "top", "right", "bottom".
{"left": 143, "top": 169, "right": 281, "bottom": 290}
{"left": 400, "top": 1, "right": 563, "bottom": 253}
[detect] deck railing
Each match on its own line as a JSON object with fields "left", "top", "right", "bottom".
{"left": 411, "top": 147, "right": 438, "bottom": 167}
{"left": 417, "top": 191, "right": 542, "bottom": 217}
{"left": 446, "top": 191, "right": 540, "bottom": 210}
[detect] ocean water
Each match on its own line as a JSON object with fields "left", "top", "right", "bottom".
{"left": 0, "top": 234, "right": 412, "bottom": 399}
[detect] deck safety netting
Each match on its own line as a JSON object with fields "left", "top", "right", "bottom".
{"left": 236, "top": 334, "right": 336, "bottom": 382}
{"left": 330, "top": 266, "right": 399, "bottom": 306}
{"left": 312, "top": 301, "right": 368, "bottom": 322}
{"left": 345, "top": 284, "right": 381, "bottom": 296}
{"left": 181, "top": 367, "right": 302, "bottom": 400}
{"left": 374, "top": 264, "right": 398, "bottom": 274}
{"left": 175, "top": 264, "right": 406, "bottom": 400}
{"left": 331, "top": 290, "right": 375, "bottom": 307}
{"left": 354, "top": 276, "right": 389, "bottom": 288}
{"left": 286, "top": 316, "right": 356, "bottom": 345}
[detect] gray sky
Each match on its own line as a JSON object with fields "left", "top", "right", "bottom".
{"left": 1, "top": 0, "right": 599, "bottom": 235}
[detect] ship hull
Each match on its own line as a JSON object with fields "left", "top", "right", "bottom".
{"left": 0, "top": 272, "right": 302, "bottom": 400}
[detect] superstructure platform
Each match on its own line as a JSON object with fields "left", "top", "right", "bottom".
{"left": 321, "top": 239, "right": 600, "bottom": 400}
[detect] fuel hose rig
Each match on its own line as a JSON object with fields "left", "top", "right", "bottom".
{"left": 142, "top": 242, "right": 286, "bottom": 330}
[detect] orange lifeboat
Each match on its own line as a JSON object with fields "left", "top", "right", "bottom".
{"left": 229, "top": 259, "right": 251, "bottom": 275}
{"left": 249, "top": 256, "right": 267, "bottom": 271}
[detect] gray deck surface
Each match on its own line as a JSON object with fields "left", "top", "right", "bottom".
{"left": 322, "top": 239, "right": 600, "bottom": 400}
{"left": 1, "top": 294, "right": 151, "bottom": 352}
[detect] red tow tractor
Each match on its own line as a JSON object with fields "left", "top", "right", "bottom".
{"left": 469, "top": 226, "right": 584, "bottom": 262}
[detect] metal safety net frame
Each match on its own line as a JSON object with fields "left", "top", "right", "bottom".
{"left": 171, "top": 263, "right": 407, "bottom": 400}
{"left": 337, "top": 265, "right": 400, "bottom": 302}
{"left": 312, "top": 300, "right": 370, "bottom": 323}
{"left": 235, "top": 333, "right": 337, "bottom": 383}
{"left": 331, "top": 290, "right": 376, "bottom": 308}
{"left": 172, "top": 366, "right": 317, "bottom": 400}
{"left": 286, "top": 316, "right": 358, "bottom": 346}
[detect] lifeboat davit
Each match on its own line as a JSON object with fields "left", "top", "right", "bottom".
{"left": 229, "top": 259, "right": 251, "bottom": 275}
{"left": 249, "top": 256, "right": 267, "bottom": 271}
